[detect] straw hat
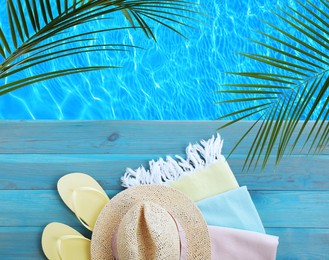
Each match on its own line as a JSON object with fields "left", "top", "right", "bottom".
{"left": 91, "top": 185, "right": 211, "bottom": 259}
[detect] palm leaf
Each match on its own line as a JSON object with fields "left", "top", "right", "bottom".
{"left": 7, "top": 3, "right": 18, "bottom": 48}
{"left": 121, "top": 9, "right": 135, "bottom": 27}
{"left": 8, "top": 0, "right": 24, "bottom": 43}
{"left": 0, "top": 44, "right": 5, "bottom": 59}
{"left": 0, "top": 28, "right": 11, "bottom": 55}
{"left": 17, "top": 0, "right": 30, "bottom": 38}
{"left": 25, "top": 0, "right": 37, "bottom": 32}
{"left": 38, "top": 0, "right": 49, "bottom": 24}
{"left": 56, "top": 0, "right": 62, "bottom": 15}
{"left": 45, "top": 0, "right": 54, "bottom": 20}
{"left": 255, "top": 30, "right": 329, "bottom": 66}
{"left": 247, "top": 38, "right": 325, "bottom": 70}
{"left": 261, "top": 19, "right": 329, "bottom": 61}
{"left": 32, "top": 0, "right": 41, "bottom": 31}
{"left": 2, "top": 27, "right": 139, "bottom": 75}
{"left": 0, "top": 66, "right": 114, "bottom": 95}
{"left": 218, "top": 0, "right": 329, "bottom": 171}
{"left": 2, "top": 44, "right": 131, "bottom": 79}
{"left": 0, "top": 0, "right": 199, "bottom": 96}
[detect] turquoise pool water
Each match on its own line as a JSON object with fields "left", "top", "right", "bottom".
{"left": 0, "top": 1, "right": 316, "bottom": 119}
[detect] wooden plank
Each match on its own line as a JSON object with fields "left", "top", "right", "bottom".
{"left": 1, "top": 190, "right": 328, "bottom": 228}
{"left": 0, "top": 120, "right": 328, "bottom": 259}
{"left": 0, "top": 154, "right": 138, "bottom": 190}
{"left": 0, "top": 227, "right": 90, "bottom": 260}
{"left": 234, "top": 156, "right": 329, "bottom": 191}
{"left": 0, "top": 121, "right": 328, "bottom": 154}
{"left": 266, "top": 228, "right": 329, "bottom": 260}
{"left": 0, "top": 121, "right": 220, "bottom": 154}
{"left": 1, "top": 154, "right": 328, "bottom": 190}
{"left": 0, "top": 227, "right": 46, "bottom": 260}
{"left": 0, "top": 227, "right": 328, "bottom": 260}
{"left": 251, "top": 191, "right": 329, "bottom": 228}
{"left": 0, "top": 190, "right": 120, "bottom": 227}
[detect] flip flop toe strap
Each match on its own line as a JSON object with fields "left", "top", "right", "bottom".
{"left": 72, "top": 186, "right": 110, "bottom": 230}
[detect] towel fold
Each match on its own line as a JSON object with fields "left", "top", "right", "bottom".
{"left": 209, "top": 226, "right": 279, "bottom": 260}
{"left": 121, "top": 134, "right": 226, "bottom": 188}
{"left": 197, "top": 186, "right": 265, "bottom": 233}
{"left": 170, "top": 160, "right": 239, "bottom": 202}
{"left": 120, "top": 135, "right": 279, "bottom": 259}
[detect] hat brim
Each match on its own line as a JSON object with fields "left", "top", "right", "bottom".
{"left": 91, "top": 185, "right": 211, "bottom": 260}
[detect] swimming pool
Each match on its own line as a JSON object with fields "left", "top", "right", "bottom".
{"left": 0, "top": 0, "right": 315, "bottom": 119}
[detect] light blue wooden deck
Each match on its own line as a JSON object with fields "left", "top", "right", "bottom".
{"left": 0, "top": 121, "right": 328, "bottom": 259}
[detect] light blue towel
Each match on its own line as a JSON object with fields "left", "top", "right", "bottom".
{"left": 196, "top": 186, "right": 265, "bottom": 233}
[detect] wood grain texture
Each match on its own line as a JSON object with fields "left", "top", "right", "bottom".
{"left": 267, "top": 228, "right": 329, "bottom": 260}
{"left": 0, "top": 190, "right": 120, "bottom": 227}
{"left": 0, "top": 121, "right": 328, "bottom": 154}
{"left": 0, "top": 227, "right": 91, "bottom": 260}
{"left": 0, "top": 154, "right": 328, "bottom": 190}
{"left": 0, "top": 227, "right": 328, "bottom": 260}
{"left": 0, "top": 121, "right": 328, "bottom": 259}
{"left": 251, "top": 191, "right": 329, "bottom": 228}
{"left": 1, "top": 190, "right": 328, "bottom": 228}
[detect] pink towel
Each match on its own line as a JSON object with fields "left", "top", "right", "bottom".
{"left": 209, "top": 226, "right": 279, "bottom": 260}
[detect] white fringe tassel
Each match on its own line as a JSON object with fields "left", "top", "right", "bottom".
{"left": 121, "top": 134, "right": 224, "bottom": 188}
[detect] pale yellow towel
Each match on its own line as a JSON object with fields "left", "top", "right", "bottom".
{"left": 169, "top": 160, "right": 239, "bottom": 202}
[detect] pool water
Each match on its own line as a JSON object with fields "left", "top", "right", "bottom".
{"left": 0, "top": 0, "right": 316, "bottom": 119}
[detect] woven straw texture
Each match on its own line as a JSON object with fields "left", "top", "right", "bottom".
{"left": 116, "top": 202, "right": 181, "bottom": 259}
{"left": 91, "top": 185, "right": 211, "bottom": 260}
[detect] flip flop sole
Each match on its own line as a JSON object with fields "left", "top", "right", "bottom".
{"left": 57, "top": 173, "right": 110, "bottom": 231}
{"left": 41, "top": 222, "right": 90, "bottom": 260}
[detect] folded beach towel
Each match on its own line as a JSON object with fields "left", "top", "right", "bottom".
{"left": 209, "top": 225, "right": 279, "bottom": 260}
{"left": 170, "top": 160, "right": 239, "bottom": 202}
{"left": 197, "top": 186, "right": 265, "bottom": 233}
{"left": 121, "top": 134, "right": 278, "bottom": 258}
{"left": 122, "top": 134, "right": 264, "bottom": 232}
{"left": 121, "top": 134, "right": 227, "bottom": 188}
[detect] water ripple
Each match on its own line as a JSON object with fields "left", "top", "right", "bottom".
{"left": 0, "top": 0, "right": 318, "bottom": 119}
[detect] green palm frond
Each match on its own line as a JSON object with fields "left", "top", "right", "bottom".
{"left": 218, "top": 0, "right": 329, "bottom": 171}
{"left": 0, "top": 0, "right": 199, "bottom": 95}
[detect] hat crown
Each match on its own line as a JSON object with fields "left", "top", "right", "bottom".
{"left": 116, "top": 202, "right": 181, "bottom": 259}
{"left": 91, "top": 185, "right": 211, "bottom": 260}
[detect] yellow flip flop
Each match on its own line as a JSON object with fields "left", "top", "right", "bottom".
{"left": 41, "top": 222, "right": 90, "bottom": 260}
{"left": 57, "top": 173, "right": 110, "bottom": 231}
